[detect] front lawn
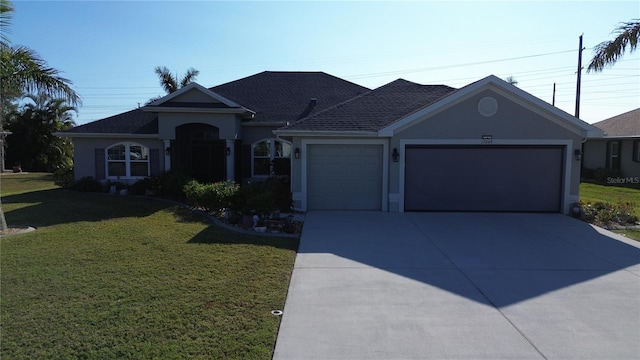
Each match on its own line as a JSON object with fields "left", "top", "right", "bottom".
{"left": 580, "top": 182, "right": 640, "bottom": 241}
{"left": 0, "top": 173, "right": 298, "bottom": 359}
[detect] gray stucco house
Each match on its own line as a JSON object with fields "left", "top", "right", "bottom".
{"left": 582, "top": 108, "right": 640, "bottom": 181}
{"left": 60, "top": 71, "right": 602, "bottom": 214}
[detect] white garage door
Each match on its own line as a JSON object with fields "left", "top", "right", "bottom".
{"left": 308, "top": 144, "right": 383, "bottom": 210}
{"left": 405, "top": 145, "right": 564, "bottom": 212}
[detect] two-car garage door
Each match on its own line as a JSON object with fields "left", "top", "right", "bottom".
{"left": 404, "top": 145, "right": 564, "bottom": 212}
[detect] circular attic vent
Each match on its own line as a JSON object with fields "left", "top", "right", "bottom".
{"left": 478, "top": 97, "right": 498, "bottom": 117}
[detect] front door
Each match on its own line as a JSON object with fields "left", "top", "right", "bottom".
{"left": 174, "top": 123, "right": 225, "bottom": 183}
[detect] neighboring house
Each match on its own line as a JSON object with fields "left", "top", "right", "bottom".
{"left": 59, "top": 71, "right": 602, "bottom": 214}
{"left": 582, "top": 108, "right": 640, "bottom": 180}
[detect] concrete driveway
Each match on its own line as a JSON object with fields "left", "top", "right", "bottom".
{"left": 273, "top": 212, "right": 640, "bottom": 360}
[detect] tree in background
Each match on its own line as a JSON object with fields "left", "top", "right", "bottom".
{"left": 155, "top": 66, "right": 199, "bottom": 94}
{"left": 147, "top": 66, "right": 200, "bottom": 103}
{"left": 0, "top": 0, "right": 80, "bottom": 230}
{"left": 587, "top": 19, "right": 640, "bottom": 72}
{"left": 5, "top": 94, "right": 76, "bottom": 172}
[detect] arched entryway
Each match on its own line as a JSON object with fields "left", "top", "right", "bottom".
{"left": 173, "top": 123, "right": 226, "bottom": 183}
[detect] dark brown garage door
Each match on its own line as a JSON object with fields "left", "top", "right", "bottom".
{"left": 404, "top": 145, "right": 564, "bottom": 212}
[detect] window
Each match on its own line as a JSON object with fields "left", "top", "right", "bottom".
{"left": 252, "top": 139, "right": 291, "bottom": 176}
{"left": 106, "top": 142, "right": 149, "bottom": 178}
{"left": 607, "top": 141, "right": 620, "bottom": 170}
{"left": 634, "top": 140, "right": 640, "bottom": 162}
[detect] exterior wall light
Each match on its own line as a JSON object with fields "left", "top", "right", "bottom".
{"left": 574, "top": 149, "right": 582, "bottom": 161}
{"left": 294, "top": 148, "right": 300, "bottom": 159}
{"left": 392, "top": 148, "right": 399, "bottom": 162}
{"left": 165, "top": 147, "right": 171, "bottom": 156}
{"left": 226, "top": 147, "right": 231, "bottom": 156}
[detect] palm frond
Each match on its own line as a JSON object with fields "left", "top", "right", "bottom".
{"left": 0, "top": 0, "right": 13, "bottom": 46}
{"left": 180, "top": 67, "right": 199, "bottom": 88}
{"left": 154, "top": 66, "right": 178, "bottom": 93}
{"left": 1, "top": 45, "right": 81, "bottom": 106}
{"left": 587, "top": 19, "right": 640, "bottom": 73}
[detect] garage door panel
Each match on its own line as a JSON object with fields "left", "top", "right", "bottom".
{"left": 405, "top": 146, "right": 563, "bottom": 212}
{"left": 308, "top": 144, "right": 382, "bottom": 210}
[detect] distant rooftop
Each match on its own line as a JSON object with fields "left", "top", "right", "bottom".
{"left": 592, "top": 108, "right": 640, "bottom": 137}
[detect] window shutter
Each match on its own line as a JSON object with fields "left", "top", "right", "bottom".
{"left": 634, "top": 141, "right": 639, "bottom": 162}
{"left": 95, "top": 149, "right": 105, "bottom": 180}
{"left": 150, "top": 149, "right": 160, "bottom": 175}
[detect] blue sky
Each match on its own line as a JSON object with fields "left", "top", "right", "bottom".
{"left": 8, "top": 1, "right": 640, "bottom": 125}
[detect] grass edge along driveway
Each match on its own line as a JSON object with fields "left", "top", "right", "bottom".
{"left": 580, "top": 182, "right": 640, "bottom": 241}
{"left": 1, "top": 173, "right": 298, "bottom": 359}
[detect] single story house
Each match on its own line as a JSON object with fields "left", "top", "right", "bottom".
{"left": 60, "top": 71, "right": 603, "bottom": 214}
{"left": 582, "top": 108, "right": 640, "bottom": 180}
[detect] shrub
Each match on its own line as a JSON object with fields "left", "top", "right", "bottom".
{"left": 52, "top": 166, "right": 75, "bottom": 188}
{"left": 129, "top": 178, "right": 153, "bottom": 196}
{"left": 581, "top": 200, "right": 638, "bottom": 227}
{"left": 152, "top": 170, "right": 192, "bottom": 200}
{"left": 71, "top": 176, "right": 103, "bottom": 193}
{"left": 264, "top": 175, "right": 293, "bottom": 212}
{"left": 231, "top": 181, "right": 274, "bottom": 217}
{"left": 184, "top": 180, "right": 239, "bottom": 212}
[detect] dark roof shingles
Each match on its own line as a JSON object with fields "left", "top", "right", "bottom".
{"left": 280, "top": 79, "right": 456, "bottom": 132}
{"left": 65, "top": 109, "right": 158, "bottom": 134}
{"left": 211, "top": 71, "right": 369, "bottom": 123}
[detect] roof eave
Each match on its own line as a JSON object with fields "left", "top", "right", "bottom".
{"left": 143, "top": 106, "right": 252, "bottom": 115}
{"left": 273, "top": 129, "right": 379, "bottom": 137}
{"left": 55, "top": 132, "right": 159, "bottom": 139}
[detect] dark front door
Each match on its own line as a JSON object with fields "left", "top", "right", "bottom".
{"left": 190, "top": 142, "right": 225, "bottom": 183}
{"left": 174, "top": 123, "right": 225, "bottom": 183}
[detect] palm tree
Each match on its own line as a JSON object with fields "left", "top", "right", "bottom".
{"left": 154, "top": 66, "right": 199, "bottom": 94}
{"left": 587, "top": 19, "right": 640, "bottom": 72}
{"left": 505, "top": 76, "right": 518, "bottom": 86}
{"left": 0, "top": 0, "right": 80, "bottom": 230}
{"left": 6, "top": 94, "right": 76, "bottom": 171}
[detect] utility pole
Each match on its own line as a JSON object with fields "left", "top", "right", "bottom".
{"left": 552, "top": 83, "right": 556, "bottom": 106}
{"left": 575, "top": 34, "right": 584, "bottom": 118}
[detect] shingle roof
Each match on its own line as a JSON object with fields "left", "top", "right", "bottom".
{"left": 591, "top": 108, "right": 640, "bottom": 137}
{"left": 210, "top": 71, "right": 370, "bottom": 123}
{"left": 277, "top": 79, "right": 456, "bottom": 132}
{"left": 65, "top": 109, "right": 158, "bottom": 134}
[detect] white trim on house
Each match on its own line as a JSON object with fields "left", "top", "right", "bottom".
{"left": 55, "top": 132, "right": 159, "bottom": 139}
{"left": 273, "top": 130, "right": 379, "bottom": 137}
{"left": 105, "top": 141, "right": 151, "bottom": 180}
{"left": 146, "top": 82, "right": 245, "bottom": 109}
{"left": 143, "top": 107, "right": 250, "bottom": 114}
{"left": 379, "top": 75, "right": 604, "bottom": 139}
{"left": 300, "top": 138, "right": 389, "bottom": 211}
{"left": 397, "top": 139, "right": 575, "bottom": 214}
{"left": 250, "top": 138, "right": 292, "bottom": 178}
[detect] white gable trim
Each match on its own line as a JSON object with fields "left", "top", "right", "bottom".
{"left": 55, "top": 132, "right": 158, "bottom": 139}
{"left": 379, "top": 75, "right": 604, "bottom": 139}
{"left": 144, "top": 82, "right": 249, "bottom": 111}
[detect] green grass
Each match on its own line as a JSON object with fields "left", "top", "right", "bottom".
{"left": 580, "top": 182, "right": 640, "bottom": 241}
{"left": 1, "top": 173, "right": 298, "bottom": 359}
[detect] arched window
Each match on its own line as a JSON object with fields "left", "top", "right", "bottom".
{"left": 106, "top": 142, "right": 150, "bottom": 178}
{"left": 252, "top": 138, "right": 291, "bottom": 177}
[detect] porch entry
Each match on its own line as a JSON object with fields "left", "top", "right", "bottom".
{"left": 173, "top": 123, "right": 226, "bottom": 183}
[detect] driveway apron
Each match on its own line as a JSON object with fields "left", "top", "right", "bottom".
{"left": 273, "top": 211, "right": 640, "bottom": 360}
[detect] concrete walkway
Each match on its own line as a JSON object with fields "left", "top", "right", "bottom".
{"left": 273, "top": 212, "right": 640, "bottom": 360}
